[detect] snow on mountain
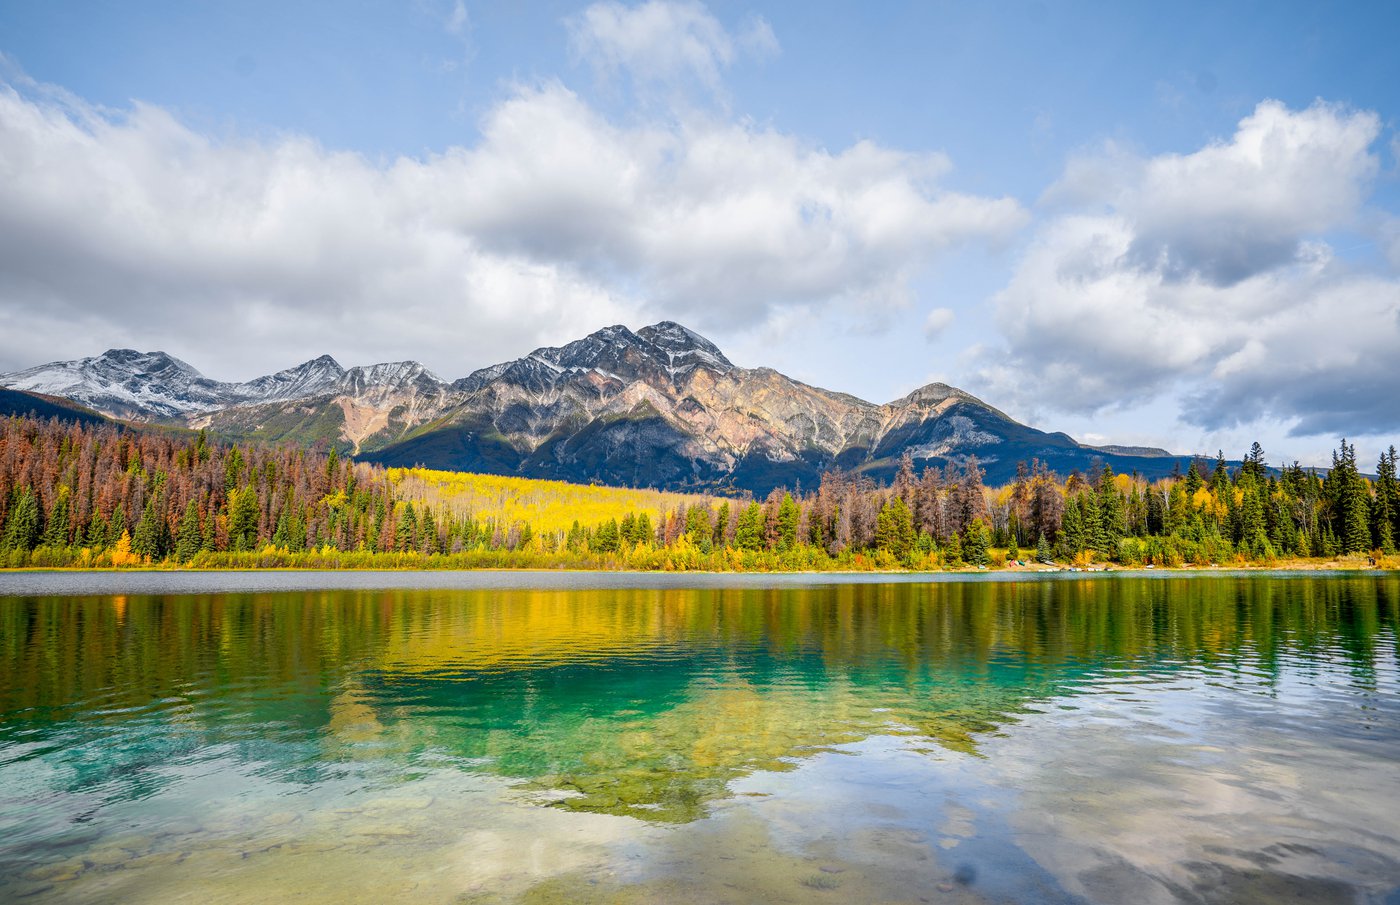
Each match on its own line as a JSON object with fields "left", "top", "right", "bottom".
{"left": 0, "top": 349, "right": 246, "bottom": 419}
{"left": 335, "top": 362, "right": 448, "bottom": 405}
{"left": 0, "top": 322, "right": 1198, "bottom": 491}
{"left": 240, "top": 355, "right": 346, "bottom": 402}
{"left": 0, "top": 350, "right": 447, "bottom": 420}
{"left": 498, "top": 321, "right": 735, "bottom": 391}
{"left": 635, "top": 321, "right": 733, "bottom": 377}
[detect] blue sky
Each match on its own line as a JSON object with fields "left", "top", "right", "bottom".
{"left": 1, "top": 0, "right": 1398, "bottom": 467}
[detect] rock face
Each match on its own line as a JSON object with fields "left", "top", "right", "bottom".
{"left": 0, "top": 350, "right": 345, "bottom": 420}
{"left": 1, "top": 321, "right": 1181, "bottom": 492}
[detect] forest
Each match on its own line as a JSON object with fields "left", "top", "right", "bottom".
{"left": 0, "top": 414, "right": 1396, "bottom": 571}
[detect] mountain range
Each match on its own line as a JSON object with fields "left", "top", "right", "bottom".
{"left": 0, "top": 321, "right": 1192, "bottom": 493}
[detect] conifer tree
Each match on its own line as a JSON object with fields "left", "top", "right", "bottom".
{"left": 228, "top": 488, "right": 261, "bottom": 552}
{"left": 776, "top": 493, "right": 801, "bottom": 552}
{"left": 875, "top": 497, "right": 915, "bottom": 559}
{"left": 42, "top": 487, "right": 71, "bottom": 548}
{"left": 1375, "top": 448, "right": 1399, "bottom": 554}
{"left": 735, "top": 502, "right": 765, "bottom": 551}
{"left": 1, "top": 487, "right": 41, "bottom": 552}
{"left": 131, "top": 497, "right": 163, "bottom": 560}
{"left": 1096, "top": 468, "right": 1125, "bottom": 548}
{"left": 419, "top": 507, "right": 439, "bottom": 554}
{"left": 395, "top": 502, "right": 418, "bottom": 551}
{"left": 1059, "top": 499, "right": 1085, "bottom": 556}
{"left": 175, "top": 501, "right": 203, "bottom": 563}
{"left": 685, "top": 506, "right": 713, "bottom": 553}
{"left": 711, "top": 502, "right": 729, "bottom": 549}
{"left": 962, "top": 518, "right": 989, "bottom": 566}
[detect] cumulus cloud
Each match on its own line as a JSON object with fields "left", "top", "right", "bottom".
{"left": 0, "top": 70, "right": 1023, "bottom": 379}
{"left": 923, "top": 307, "right": 955, "bottom": 341}
{"left": 975, "top": 100, "right": 1400, "bottom": 438}
{"left": 566, "top": 0, "right": 776, "bottom": 92}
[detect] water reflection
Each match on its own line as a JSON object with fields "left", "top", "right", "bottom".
{"left": 1, "top": 575, "right": 1398, "bottom": 902}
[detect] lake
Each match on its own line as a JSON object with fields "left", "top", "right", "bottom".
{"left": 1, "top": 571, "right": 1398, "bottom": 904}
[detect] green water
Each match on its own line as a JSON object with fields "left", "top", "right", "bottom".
{"left": 1, "top": 572, "right": 1398, "bottom": 904}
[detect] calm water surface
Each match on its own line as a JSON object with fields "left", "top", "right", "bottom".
{"left": 1, "top": 571, "right": 1398, "bottom": 904}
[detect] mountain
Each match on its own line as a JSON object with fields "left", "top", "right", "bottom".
{"left": 0, "top": 349, "right": 345, "bottom": 420}
{"left": 1, "top": 322, "right": 1190, "bottom": 493}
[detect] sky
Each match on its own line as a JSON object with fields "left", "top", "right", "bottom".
{"left": 1, "top": 0, "right": 1398, "bottom": 468}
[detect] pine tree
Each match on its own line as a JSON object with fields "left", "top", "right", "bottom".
{"left": 735, "top": 502, "right": 766, "bottom": 551}
{"left": 84, "top": 510, "right": 109, "bottom": 549}
{"left": 131, "top": 497, "right": 163, "bottom": 560}
{"left": 594, "top": 518, "right": 620, "bottom": 553}
{"left": 1035, "top": 531, "right": 1051, "bottom": 563}
{"left": 685, "top": 506, "right": 714, "bottom": 553}
{"left": 228, "top": 488, "right": 261, "bottom": 552}
{"left": 1331, "top": 440, "right": 1371, "bottom": 554}
{"left": 1374, "top": 448, "right": 1399, "bottom": 554}
{"left": 875, "top": 497, "right": 915, "bottom": 559}
{"left": 1, "top": 487, "right": 42, "bottom": 552}
{"left": 395, "top": 502, "right": 418, "bottom": 551}
{"left": 1059, "top": 499, "right": 1085, "bottom": 556}
{"left": 776, "top": 494, "right": 800, "bottom": 552}
{"left": 175, "top": 500, "right": 203, "bottom": 563}
{"left": 1081, "top": 492, "right": 1106, "bottom": 554}
{"left": 1096, "top": 468, "right": 1125, "bottom": 548}
{"left": 962, "top": 518, "right": 989, "bottom": 566}
{"left": 420, "top": 507, "right": 439, "bottom": 554}
{"left": 1183, "top": 461, "right": 1204, "bottom": 496}
{"left": 42, "top": 487, "right": 71, "bottom": 548}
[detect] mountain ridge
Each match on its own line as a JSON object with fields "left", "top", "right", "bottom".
{"left": 1, "top": 321, "right": 1183, "bottom": 492}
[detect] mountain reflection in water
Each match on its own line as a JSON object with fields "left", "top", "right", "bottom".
{"left": 1, "top": 574, "right": 1398, "bottom": 904}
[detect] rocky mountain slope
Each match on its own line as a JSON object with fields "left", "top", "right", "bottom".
{"left": 1, "top": 321, "right": 1183, "bottom": 492}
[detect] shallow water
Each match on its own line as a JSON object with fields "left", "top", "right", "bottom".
{"left": 1, "top": 571, "right": 1398, "bottom": 903}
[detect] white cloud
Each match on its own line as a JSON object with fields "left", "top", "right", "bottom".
{"left": 974, "top": 100, "right": 1400, "bottom": 439}
{"left": 446, "top": 0, "right": 469, "bottom": 35}
{"left": 0, "top": 72, "right": 1023, "bottom": 379}
{"left": 923, "top": 307, "right": 955, "bottom": 341}
{"left": 566, "top": 0, "right": 775, "bottom": 92}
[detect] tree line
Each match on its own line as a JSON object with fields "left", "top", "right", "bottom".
{"left": 0, "top": 415, "right": 1396, "bottom": 570}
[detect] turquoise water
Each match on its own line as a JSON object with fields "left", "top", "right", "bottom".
{"left": 1, "top": 572, "right": 1398, "bottom": 903}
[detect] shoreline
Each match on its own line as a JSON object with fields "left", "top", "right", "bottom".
{"left": 1, "top": 564, "right": 1395, "bottom": 599}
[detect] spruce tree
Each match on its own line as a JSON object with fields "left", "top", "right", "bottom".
{"left": 1374, "top": 448, "right": 1399, "bottom": 554}
{"left": 1, "top": 487, "right": 42, "bottom": 552}
{"left": 395, "top": 502, "right": 418, "bottom": 551}
{"left": 735, "top": 502, "right": 765, "bottom": 551}
{"left": 228, "top": 488, "right": 261, "bottom": 552}
{"left": 685, "top": 506, "right": 714, "bottom": 553}
{"left": 1081, "top": 492, "right": 1106, "bottom": 554}
{"left": 776, "top": 494, "right": 800, "bottom": 552}
{"left": 962, "top": 519, "right": 989, "bottom": 566}
{"left": 1096, "top": 468, "right": 1125, "bottom": 548}
{"left": 711, "top": 502, "right": 729, "bottom": 549}
{"left": 1035, "top": 531, "right": 1051, "bottom": 563}
{"left": 131, "top": 497, "right": 164, "bottom": 560}
{"left": 42, "top": 488, "right": 70, "bottom": 548}
{"left": 1059, "top": 499, "right": 1085, "bottom": 557}
{"left": 875, "top": 497, "right": 915, "bottom": 559}
{"left": 175, "top": 501, "right": 203, "bottom": 563}
{"left": 420, "top": 507, "right": 439, "bottom": 554}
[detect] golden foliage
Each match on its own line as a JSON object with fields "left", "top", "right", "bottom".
{"left": 386, "top": 467, "right": 721, "bottom": 534}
